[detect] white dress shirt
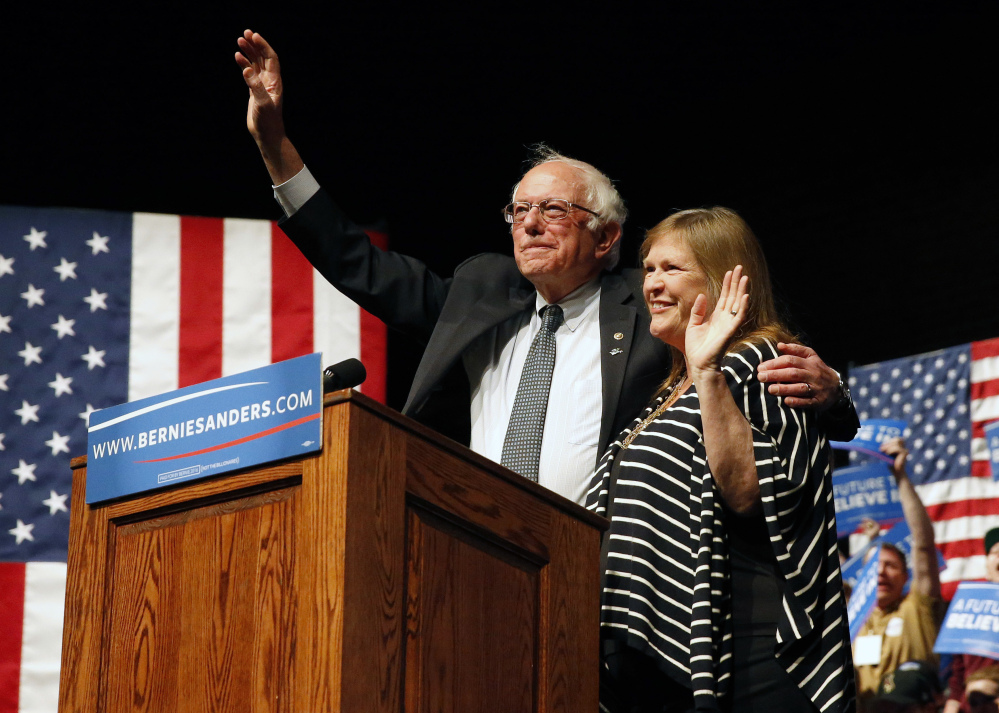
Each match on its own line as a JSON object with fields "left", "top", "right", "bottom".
{"left": 464, "top": 281, "right": 603, "bottom": 505}
{"left": 275, "top": 167, "right": 604, "bottom": 504}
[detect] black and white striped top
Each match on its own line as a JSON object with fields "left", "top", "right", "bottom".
{"left": 585, "top": 340, "right": 855, "bottom": 713}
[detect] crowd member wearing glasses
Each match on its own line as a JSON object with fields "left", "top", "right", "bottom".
{"left": 965, "top": 667, "right": 999, "bottom": 713}
{"left": 235, "top": 30, "right": 858, "bottom": 504}
{"left": 586, "top": 208, "right": 854, "bottom": 713}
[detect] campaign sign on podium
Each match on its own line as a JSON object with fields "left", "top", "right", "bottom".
{"left": 86, "top": 353, "right": 323, "bottom": 503}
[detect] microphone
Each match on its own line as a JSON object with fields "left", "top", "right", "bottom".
{"left": 322, "top": 358, "right": 367, "bottom": 393}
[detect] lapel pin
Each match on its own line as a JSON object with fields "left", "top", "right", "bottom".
{"left": 614, "top": 332, "right": 624, "bottom": 340}
{"left": 610, "top": 348, "right": 623, "bottom": 356}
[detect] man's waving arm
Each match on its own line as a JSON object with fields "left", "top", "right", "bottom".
{"left": 235, "top": 30, "right": 305, "bottom": 187}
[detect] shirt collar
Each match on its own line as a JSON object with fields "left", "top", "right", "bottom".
{"left": 534, "top": 278, "right": 601, "bottom": 333}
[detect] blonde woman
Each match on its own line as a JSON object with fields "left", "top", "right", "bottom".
{"left": 587, "top": 208, "right": 854, "bottom": 713}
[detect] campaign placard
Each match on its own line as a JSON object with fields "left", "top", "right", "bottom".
{"left": 86, "top": 353, "right": 323, "bottom": 503}
{"left": 985, "top": 421, "right": 999, "bottom": 481}
{"left": 831, "top": 418, "right": 907, "bottom": 463}
{"left": 848, "top": 545, "right": 881, "bottom": 642}
{"left": 833, "top": 462, "right": 904, "bottom": 537}
{"left": 935, "top": 582, "right": 999, "bottom": 658}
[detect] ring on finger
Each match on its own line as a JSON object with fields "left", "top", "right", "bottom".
{"left": 804, "top": 383, "right": 814, "bottom": 398}
{"left": 730, "top": 309, "right": 737, "bottom": 316}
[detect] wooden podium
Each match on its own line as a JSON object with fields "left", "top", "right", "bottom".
{"left": 59, "top": 390, "right": 606, "bottom": 712}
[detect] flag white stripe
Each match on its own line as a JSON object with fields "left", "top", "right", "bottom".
{"left": 915, "top": 476, "right": 999, "bottom": 507}
{"left": 19, "top": 563, "right": 67, "bottom": 713}
{"left": 931, "top": 513, "right": 999, "bottom": 545}
{"left": 941, "top": 555, "right": 985, "bottom": 583}
{"left": 312, "top": 269, "right": 361, "bottom": 374}
{"left": 972, "top": 394, "right": 999, "bottom": 423}
{"left": 971, "top": 355, "right": 999, "bottom": 384}
{"left": 129, "top": 213, "right": 181, "bottom": 401}
{"left": 222, "top": 218, "right": 272, "bottom": 376}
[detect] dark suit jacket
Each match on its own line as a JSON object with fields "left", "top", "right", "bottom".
{"left": 280, "top": 189, "right": 671, "bottom": 461}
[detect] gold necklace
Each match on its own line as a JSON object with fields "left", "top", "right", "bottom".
{"left": 621, "top": 376, "right": 690, "bottom": 448}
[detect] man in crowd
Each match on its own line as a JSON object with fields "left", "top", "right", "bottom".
{"left": 855, "top": 438, "right": 944, "bottom": 712}
{"left": 945, "top": 529, "right": 999, "bottom": 713}
{"left": 234, "top": 30, "right": 858, "bottom": 504}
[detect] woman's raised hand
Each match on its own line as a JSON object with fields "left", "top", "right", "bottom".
{"left": 684, "top": 265, "right": 749, "bottom": 376}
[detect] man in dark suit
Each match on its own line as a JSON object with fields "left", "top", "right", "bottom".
{"left": 235, "top": 30, "right": 856, "bottom": 504}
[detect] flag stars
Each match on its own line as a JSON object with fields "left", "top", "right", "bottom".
{"left": 0, "top": 373, "right": 9, "bottom": 391}
{"left": 0, "top": 253, "right": 13, "bottom": 278}
{"left": 21, "top": 283, "right": 45, "bottom": 307}
{"left": 86, "top": 232, "right": 110, "bottom": 255}
{"left": 0, "top": 312, "right": 11, "bottom": 334}
{"left": 45, "top": 431, "right": 70, "bottom": 456}
{"left": 79, "top": 403, "right": 96, "bottom": 425}
{"left": 0, "top": 432, "right": 5, "bottom": 451}
{"left": 82, "top": 345, "right": 106, "bottom": 370}
{"left": 83, "top": 288, "right": 108, "bottom": 312}
{"left": 48, "top": 373, "right": 73, "bottom": 397}
{"left": 42, "top": 490, "right": 69, "bottom": 515}
{"left": 8, "top": 520, "right": 35, "bottom": 545}
{"left": 18, "top": 342, "right": 43, "bottom": 366}
{"left": 14, "top": 400, "right": 41, "bottom": 425}
{"left": 12, "top": 459, "right": 37, "bottom": 484}
{"left": 51, "top": 315, "right": 76, "bottom": 339}
{"left": 23, "top": 227, "right": 47, "bottom": 250}
{"left": 53, "top": 257, "right": 78, "bottom": 281}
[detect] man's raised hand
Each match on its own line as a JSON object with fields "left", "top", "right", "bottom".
{"left": 235, "top": 30, "right": 285, "bottom": 144}
{"left": 235, "top": 30, "right": 303, "bottom": 186}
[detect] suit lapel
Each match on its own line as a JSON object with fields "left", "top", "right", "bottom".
{"left": 598, "top": 272, "right": 640, "bottom": 455}
{"left": 405, "top": 286, "right": 535, "bottom": 414}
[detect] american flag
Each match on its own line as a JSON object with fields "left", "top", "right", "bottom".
{"left": 0, "top": 205, "right": 387, "bottom": 713}
{"left": 847, "top": 338, "right": 999, "bottom": 601}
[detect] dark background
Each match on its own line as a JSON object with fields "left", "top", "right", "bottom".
{"left": 9, "top": 2, "right": 998, "bottom": 409}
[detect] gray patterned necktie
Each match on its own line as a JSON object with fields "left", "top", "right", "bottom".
{"left": 500, "top": 304, "right": 564, "bottom": 481}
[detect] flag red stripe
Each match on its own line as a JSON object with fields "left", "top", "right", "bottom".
{"left": 972, "top": 379, "right": 999, "bottom": 401}
{"left": 0, "top": 563, "right": 26, "bottom": 713}
{"left": 179, "top": 217, "right": 224, "bottom": 386}
{"left": 971, "top": 461, "right": 992, "bottom": 477}
{"left": 939, "top": 538, "right": 989, "bottom": 560}
{"left": 973, "top": 338, "right": 999, "bottom": 361}
{"left": 361, "top": 230, "right": 388, "bottom": 404}
{"left": 270, "top": 225, "right": 314, "bottom": 363}
{"left": 925, "top": 495, "right": 999, "bottom": 521}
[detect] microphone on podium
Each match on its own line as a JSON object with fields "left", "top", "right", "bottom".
{"left": 322, "top": 358, "right": 367, "bottom": 393}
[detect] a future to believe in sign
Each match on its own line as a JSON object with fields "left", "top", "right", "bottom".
{"left": 86, "top": 353, "right": 323, "bottom": 504}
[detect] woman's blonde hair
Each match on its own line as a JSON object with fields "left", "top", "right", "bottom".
{"left": 640, "top": 206, "right": 796, "bottom": 395}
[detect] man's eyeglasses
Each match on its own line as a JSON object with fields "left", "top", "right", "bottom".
{"left": 502, "top": 199, "right": 601, "bottom": 224}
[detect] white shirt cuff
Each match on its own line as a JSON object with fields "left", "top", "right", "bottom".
{"left": 273, "top": 165, "right": 320, "bottom": 217}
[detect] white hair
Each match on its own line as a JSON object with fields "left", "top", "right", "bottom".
{"left": 510, "top": 145, "right": 628, "bottom": 269}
